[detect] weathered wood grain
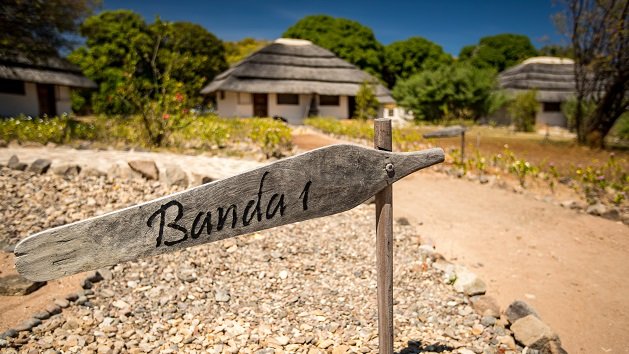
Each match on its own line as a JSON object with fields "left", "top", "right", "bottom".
{"left": 15, "top": 144, "right": 444, "bottom": 281}
{"left": 374, "top": 119, "right": 394, "bottom": 354}
{"left": 422, "top": 125, "right": 467, "bottom": 138}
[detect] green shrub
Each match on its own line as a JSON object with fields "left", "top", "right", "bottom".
{"left": 355, "top": 81, "right": 379, "bottom": 120}
{"left": 508, "top": 90, "right": 538, "bottom": 132}
{"left": 0, "top": 115, "right": 97, "bottom": 144}
{"left": 247, "top": 118, "right": 292, "bottom": 158}
{"left": 561, "top": 97, "right": 596, "bottom": 131}
{"left": 609, "top": 111, "right": 629, "bottom": 141}
{"left": 305, "top": 117, "right": 374, "bottom": 141}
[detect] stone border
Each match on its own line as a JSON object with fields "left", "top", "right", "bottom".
{"left": 0, "top": 268, "right": 112, "bottom": 347}
{"left": 415, "top": 234, "right": 568, "bottom": 354}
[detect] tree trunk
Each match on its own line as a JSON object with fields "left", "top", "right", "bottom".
{"left": 583, "top": 76, "right": 628, "bottom": 148}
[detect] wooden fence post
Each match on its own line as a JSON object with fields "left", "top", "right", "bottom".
{"left": 374, "top": 118, "right": 394, "bottom": 354}
{"left": 461, "top": 130, "right": 466, "bottom": 162}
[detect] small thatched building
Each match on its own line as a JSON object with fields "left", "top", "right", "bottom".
{"left": 0, "top": 54, "right": 96, "bottom": 117}
{"left": 201, "top": 38, "right": 394, "bottom": 124}
{"left": 496, "top": 56, "right": 575, "bottom": 127}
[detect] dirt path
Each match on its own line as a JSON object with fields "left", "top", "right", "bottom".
{"left": 294, "top": 129, "right": 629, "bottom": 354}
{"left": 0, "top": 252, "right": 86, "bottom": 332}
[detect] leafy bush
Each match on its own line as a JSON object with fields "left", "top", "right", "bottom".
{"left": 247, "top": 119, "right": 292, "bottom": 158}
{"left": 561, "top": 97, "right": 596, "bottom": 131}
{"left": 305, "top": 117, "right": 374, "bottom": 141}
{"left": 393, "top": 63, "right": 497, "bottom": 122}
{"left": 355, "top": 81, "right": 380, "bottom": 120}
{"left": 610, "top": 112, "right": 629, "bottom": 141}
{"left": 508, "top": 90, "right": 538, "bottom": 132}
{"left": 0, "top": 115, "right": 96, "bottom": 144}
{"left": 0, "top": 114, "right": 293, "bottom": 159}
{"left": 305, "top": 117, "right": 427, "bottom": 152}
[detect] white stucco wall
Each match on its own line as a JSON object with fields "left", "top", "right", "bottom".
{"left": 216, "top": 91, "right": 351, "bottom": 123}
{"left": 318, "top": 95, "right": 348, "bottom": 119}
{"left": 267, "top": 93, "right": 309, "bottom": 124}
{"left": 0, "top": 82, "right": 39, "bottom": 117}
{"left": 217, "top": 91, "right": 254, "bottom": 118}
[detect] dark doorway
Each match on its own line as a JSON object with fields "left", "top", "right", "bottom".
{"left": 348, "top": 96, "right": 356, "bottom": 118}
{"left": 36, "top": 84, "right": 56, "bottom": 117}
{"left": 253, "top": 93, "right": 268, "bottom": 117}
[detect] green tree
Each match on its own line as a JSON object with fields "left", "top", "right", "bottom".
{"left": 539, "top": 44, "right": 574, "bottom": 58}
{"left": 508, "top": 90, "right": 539, "bottom": 132}
{"left": 283, "top": 15, "right": 383, "bottom": 78}
{"left": 0, "top": 0, "right": 99, "bottom": 57}
{"left": 383, "top": 36, "right": 452, "bottom": 88}
{"left": 69, "top": 10, "right": 227, "bottom": 115}
{"left": 554, "top": 0, "right": 628, "bottom": 147}
{"left": 355, "top": 81, "right": 380, "bottom": 120}
{"left": 393, "top": 63, "right": 498, "bottom": 122}
{"left": 69, "top": 10, "right": 150, "bottom": 114}
{"left": 458, "top": 34, "right": 538, "bottom": 71}
{"left": 225, "top": 38, "right": 269, "bottom": 65}
{"left": 159, "top": 21, "right": 228, "bottom": 102}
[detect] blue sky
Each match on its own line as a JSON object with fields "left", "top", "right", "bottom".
{"left": 101, "top": 0, "right": 566, "bottom": 55}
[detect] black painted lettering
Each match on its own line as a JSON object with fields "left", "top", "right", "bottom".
{"left": 191, "top": 211, "right": 212, "bottom": 238}
{"left": 266, "top": 194, "right": 286, "bottom": 219}
{"left": 242, "top": 200, "right": 256, "bottom": 226}
{"left": 147, "top": 200, "right": 188, "bottom": 247}
{"left": 243, "top": 171, "right": 269, "bottom": 226}
{"left": 217, "top": 205, "right": 238, "bottom": 231}
{"left": 299, "top": 181, "right": 312, "bottom": 211}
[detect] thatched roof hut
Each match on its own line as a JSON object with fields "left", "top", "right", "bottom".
{"left": 0, "top": 53, "right": 95, "bottom": 117}
{"left": 0, "top": 54, "right": 96, "bottom": 89}
{"left": 498, "top": 56, "right": 575, "bottom": 102}
{"left": 489, "top": 57, "right": 576, "bottom": 128}
{"left": 201, "top": 38, "right": 394, "bottom": 123}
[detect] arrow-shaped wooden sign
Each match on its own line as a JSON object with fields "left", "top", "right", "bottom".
{"left": 15, "top": 144, "right": 444, "bottom": 282}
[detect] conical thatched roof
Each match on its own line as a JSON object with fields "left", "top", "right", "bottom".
{"left": 201, "top": 38, "right": 394, "bottom": 103}
{"left": 0, "top": 53, "right": 96, "bottom": 88}
{"left": 498, "top": 57, "right": 575, "bottom": 101}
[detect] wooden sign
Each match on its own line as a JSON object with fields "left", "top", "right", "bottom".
{"left": 422, "top": 125, "right": 467, "bottom": 138}
{"left": 15, "top": 144, "right": 444, "bottom": 282}
{"left": 423, "top": 125, "right": 467, "bottom": 161}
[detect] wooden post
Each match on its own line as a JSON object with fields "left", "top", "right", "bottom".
{"left": 460, "top": 131, "right": 466, "bottom": 162}
{"left": 374, "top": 118, "right": 394, "bottom": 354}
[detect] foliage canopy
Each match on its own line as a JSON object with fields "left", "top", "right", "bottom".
{"left": 0, "top": 0, "right": 99, "bottom": 57}
{"left": 283, "top": 15, "right": 384, "bottom": 78}
{"left": 383, "top": 36, "right": 452, "bottom": 88}
{"left": 69, "top": 10, "right": 228, "bottom": 117}
{"left": 224, "top": 38, "right": 270, "bottom": 65}
{"left": 458, "top": 34, "right": 538, "bottom": 71}
{"left": 393, "top": 63, "right": 498, "bottom": 122}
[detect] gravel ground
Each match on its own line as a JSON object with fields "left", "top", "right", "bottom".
{"left": 0, "top": 167, "right": 183, "bottom": 247}
{"left": 1, "top": 168, "right": 519, "bottom": 354}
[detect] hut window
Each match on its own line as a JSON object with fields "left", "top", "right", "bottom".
{"left": 238, "top": 92, "right": 251, "bottom": 104}
{"left": 218, "top": 91, "right": 225, "bottom": 100}
{"left": 543, "top": 102, "right": 561, "bottom": 112}
{"left": 319, "top": 95, "right": 340, "bottom": 106}
{"left": 387, "top": 108, "right": 395, "bottom": 117}
{"left": 0, "top": 79, "right": 25, "bottom": 95}
{"left": 277, "top": 94, "right": 299, "bottom": 105}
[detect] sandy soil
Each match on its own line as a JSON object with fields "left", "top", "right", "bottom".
{"left": 0, "top": 252, "right": 86, "bottom": 332}
{"left": 293, "top": 129, "right": 629, "bottom": 354}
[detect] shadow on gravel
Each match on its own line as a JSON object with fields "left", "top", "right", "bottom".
{"left": 396, "top": 340, "right": 455, "bottom": 353}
